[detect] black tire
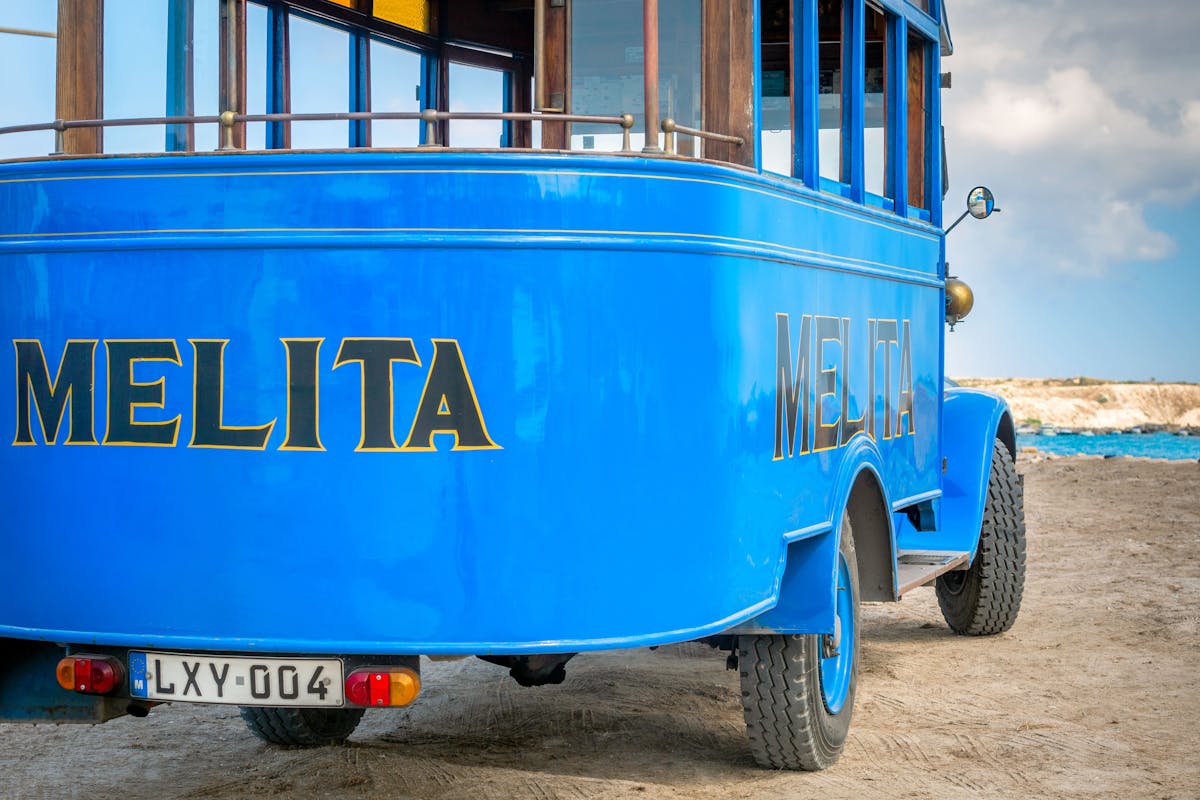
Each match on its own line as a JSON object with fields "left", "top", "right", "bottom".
{"left": 936, "top": 439, "right": 1026, "bottom": 635}
{"left": 239, "top": 706, "right": 365, "bottom": 746}
{"left": 739, "top": 524, "right": 860, "bottom": 770}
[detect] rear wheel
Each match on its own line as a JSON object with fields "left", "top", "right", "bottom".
{"left": 239, "top": 706, "right": 365, "bottom": 746}
{"left": 936, "top": 439, "right": 1026, "bottom": 635}
{"left": 739, "top": 523, "right": 860, "bottom": 770}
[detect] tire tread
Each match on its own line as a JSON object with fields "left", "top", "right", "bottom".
{"left": 239, "top": 706, "right": 364, "bottom": 746}
{"left": 936, "top": 440, "right": 1026, "bottom": 635}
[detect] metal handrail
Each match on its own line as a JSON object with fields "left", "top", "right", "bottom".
{"left": 660, "top": 118, "right": 745, "bottom": 156}
{"left": 0, "top": 109, "right": 639, "bottom": 155}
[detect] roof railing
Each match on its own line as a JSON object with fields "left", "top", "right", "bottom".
{"left": 660, "top": 118, "right": 746, "bottom": 155}
{"left": 0, "top": 109, "right": 744, "bottom": 158}
{"left": 0, "top": 110, "right": 639, "bottom": 155}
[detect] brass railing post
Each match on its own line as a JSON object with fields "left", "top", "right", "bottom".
{"left": 218, "top": 110, "right": 236, "bottom": 150}
{"left": 420, "top": 108, "right": 440, "bottom": 147}
{"left": 661, "top": 118, "right": 676, "bottom": 155}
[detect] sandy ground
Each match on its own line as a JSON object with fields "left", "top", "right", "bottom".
{"left": 2, "top": 456, "right": 1197, "bottom": 799}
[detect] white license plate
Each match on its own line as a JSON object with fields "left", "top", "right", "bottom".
{"left": 129, "top": 652, "right": 344, "bottom": 707}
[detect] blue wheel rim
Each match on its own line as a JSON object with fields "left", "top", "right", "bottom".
{"left": 820, "top": 551, "right": 855, "bottom": 715}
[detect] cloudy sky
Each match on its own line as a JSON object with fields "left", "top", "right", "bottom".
{"left": 941, "top": 0, "right": 1200, "bottom": 381}
{"left": 2, "top": 1, "right": 1198, "bottom": 380}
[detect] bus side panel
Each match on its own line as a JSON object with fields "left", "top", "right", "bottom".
{"left": 0, "top": 153, "right": 942, "bottom": 653}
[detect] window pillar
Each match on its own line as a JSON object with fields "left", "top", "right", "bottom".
{"left": 55, "top": 0, "right": 104, "bottom": 154}
{"left": 166, "top": 0, "right": 195, "bottom": 152}
{"left": 842, "top": 0, "right": 864, "bottom": 202}
{"left": 642, "top": 0, "right": 662, "bottom": 152}
{"left": 267, "top": 5, "right": 291, "bottom": 149}
{"left": 219, "top": 0, "right": 247, "bottom": 149}
{"left": 350, "top": 31, "right": 371, "bottom": 147}
{"left": 795, "top": 0, "right": 818, "bottom": 187}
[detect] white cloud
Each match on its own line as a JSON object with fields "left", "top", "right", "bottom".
{"left": 943, "top": 5, "right": 1200, "bottom": 275}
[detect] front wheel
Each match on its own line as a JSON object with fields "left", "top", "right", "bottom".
{"left": 739, "top": 522, "right": 860, "bottom": 770}
{"left": 936, "top": 439, "right": 1026, "bottom": 635}
{"left": 239, "top": 706, "right": 365, "bottom": 746}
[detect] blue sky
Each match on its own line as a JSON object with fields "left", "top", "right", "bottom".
{"left": 2, "top": 1, "right": 1198, "bottom": 381}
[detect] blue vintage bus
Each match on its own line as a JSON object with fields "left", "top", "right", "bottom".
{"left": 0, "top": 0, "right": 1022, "bottom": 770}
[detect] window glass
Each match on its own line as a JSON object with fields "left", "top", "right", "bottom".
{"left": 371, "top": 40, "right": 423, "bottom": 147}
{"left": 289, "top": 13, "right": 351, "bottom": 149}
{"left": 529, "top": 77, "right": 543, "bottom": 149}
{"left": 907, "top": 29, "right": 929, "bottom": 209}
{"left": 760, "top": 0, "right": 791, "bottom": 175}
{"left": 659, "top": 0, "right": 703, "bottom": 155}
{"left": 0, "top": 5, "right": 56, "bottom": 158}
{"left": 245, "top": 4, "right": 268, "bottom": 149}
{"left": 570, "top": 0, "right": 701, "bottom": 153}
{"left": 817, "top": 0, "right": 844, "bottom": 184}
{"left": 193, "top": 0, "right": 219, "bottom": 149}
{"left": 103, "top": 2, "right": 169, "bottom": 152}
{"left": 864, "top": 4, "right": 887, "bottom": 198}
{"left": 185, "top": 0, "right": 265, "bottom": 150}
{"left": 448, "top": 62, "right": 506, "bottom": 148}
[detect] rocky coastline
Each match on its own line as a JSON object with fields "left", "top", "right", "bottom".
{"left": 1015, "top": 421, "right": 1200, "bottom": 437}
{"left": 952, "top": 377, "right": 1200, "bottom": 437}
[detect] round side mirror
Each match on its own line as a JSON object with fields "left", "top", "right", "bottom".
{"left": 967, "top": 186, "right": 995, "bottom": 219}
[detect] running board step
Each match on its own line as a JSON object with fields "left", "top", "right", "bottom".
{"left": 896, "top": 550, "right": 970, "bottom": 596}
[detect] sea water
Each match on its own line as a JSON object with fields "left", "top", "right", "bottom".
{"left": 1017, "top": 432, "right": 1200, "bottom": 461}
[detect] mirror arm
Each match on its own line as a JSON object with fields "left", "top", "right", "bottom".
{"left": 944, "top": 209, "right": 971, "bottom": 235}
{"left": 945, "top": 206, "right": 1000, "bottom": 235}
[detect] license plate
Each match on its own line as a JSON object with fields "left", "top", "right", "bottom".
{"left": 129, "top": 652, "right": 344, "bottom": 707}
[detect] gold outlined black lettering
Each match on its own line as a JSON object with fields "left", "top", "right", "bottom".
{"left": 280, "top": 338, "right": 325, "bottom": 451}
{"left": 874, "top": 319, "right": 899, "bottom": 441}
{"left": 895, "top": 320, "right": 915, "bottom": 437}
{"left": 189, "top": 340, "right": 277, "bottom": 450}
{"left": 103, "top": 340, "right": 182, "bottom": 447}
{"left": 333, "top": 338, "right": 421, "bottom": 451}
{"left": 13, "top": 339, "right": 98, "bottom": 446}
{"left": 774, "top": 314, "right": 915, "bottom": 460}
{"left": 402, "top": 339, "right": 501, "bottom": 451}
{"left": 840, "top": 318, "right": 867, "bottom": 444}
{"left": 774, "top": 313, "right": 812, "bottom": 460}
{"left": 813, "top": 316, "right": 842, "bottom": 453}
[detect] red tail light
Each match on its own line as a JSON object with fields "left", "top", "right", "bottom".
{"left": 344, "top": 667, "right": 420, "bottom": 707}
{"left": 56, "top": 656, "right": 125, "bottom": 695}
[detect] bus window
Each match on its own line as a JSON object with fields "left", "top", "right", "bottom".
{"left": 660, "top": 0, "right": 702, "bottom": 155}
{"left": 863, "top": 3, "right": 888, "bottom": 200}
{"left": 245, "top": 4, "right": 269, "bottom": 149}
{"left": 448, "top": 62, "right": 508, "bottom": 148}
{"left": 817, "top": 0, "right": 844, "bottom": 186}
{"left": 103, "top": 2, "right": 169, "bottom": 153}
{"left": 192, "top": 0, "right": 220, "bottom": 150}
{"left": 570, "top": 0, "right": 701, "bottom": 153}
{"left": 907, "top": 28, "right": 930, "bottom": 210}
{"left": 571, "top": 0, "right": 641, "bottom": 152}
{"left": 371, "top": 40, "right": 424, "bottom": 148}
{"left": 289, "top": 14, "right": 351, "bottom": 149}
{"left": 760, "top": 0, "right": 791, "bottom": 176}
